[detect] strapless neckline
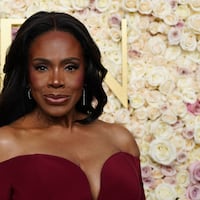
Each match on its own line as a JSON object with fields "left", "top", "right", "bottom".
{"left": 0, "top": 152, "right": 140, "bottom": 200}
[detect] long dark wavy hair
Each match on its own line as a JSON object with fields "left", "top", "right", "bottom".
{"left": 0, "top": 11, "right": 107, "bottom": 126}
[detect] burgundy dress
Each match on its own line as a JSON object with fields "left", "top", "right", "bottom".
{"left": 0, "top": 152, "right": 145, "bottom": 200}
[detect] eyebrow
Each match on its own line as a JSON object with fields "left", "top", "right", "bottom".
{"left": 31, "top": 57, "right": 81, "bottom": 63}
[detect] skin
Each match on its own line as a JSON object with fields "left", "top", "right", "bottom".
{"left": 0, "top": 31, "right": 140, "bottom": 200}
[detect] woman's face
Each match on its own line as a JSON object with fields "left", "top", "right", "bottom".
{"left": 28, "top": 31, "right": 85, "bottom": 118}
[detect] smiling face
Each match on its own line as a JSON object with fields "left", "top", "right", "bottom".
{"left": 28, "top": 31, "right": 85, "bottom": 119}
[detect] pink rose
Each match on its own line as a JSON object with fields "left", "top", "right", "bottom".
{"left": 141, "top": 165, "right": 152, "bottom": 178}
{"left": 161, "top": 165, "right": 176, "bottom": 177}
{"left": 187, "top": 184, "right": 200, "bottom": 200}
{"left": 142, "top": 177, "right": 155, "bottom": 189}
{"left": 186, "top": 100, "right": 200, "bottom": 116}
{"left": 189, "top": 161, "right": 200, "bottom": 184}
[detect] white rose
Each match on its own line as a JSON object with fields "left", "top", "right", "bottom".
{"left": 194, "top": 125, "right": 200, "bottom": 144}
{"left": 128, "top": 122, "right": 145, "bottom": 138}
{"left": 99, "top": 113, "right": 115, "bottom": 123}
{"left": 149, "top": 139, "right": 176, "bottom": 165}
{"left": 181, "top": 88, "right": 197, "bottom": 104}
{"left": 176, "top": 170, "right": 190, "bottom": 187}
{"left": 180, "top": 31, "right": 197, "bottom": 51}
{"left": 145, "top": 90, "right": 166, "bottom": 107}
{"left": 187, "top": 51, "right": 200, "bottom": 64}
{"left": 148, "top": 22, "right": 160, "bottom": 35}
{"left": 148, "top": 36, "right": 166, "bottom": 55}
{"left": 159, "top": 80, "right": 176, "bottom": 95}
{"left": 94, "top": 0, "right": 111, "bottom": 12}
{"left": 170, "top": 102, "right": 187, "bottom": 118}
{"left": 114, "top": 108, "right": 131, "bottom": 124}
{"left": 189, "top": 0, "right": 200, "bottom": 12}
{"left": 146, "top": 66, "right": 169, "bottom": 87}
{"left": 71, "top": 0, "right": 90, "bottom": 10}
{"left": 103, "top": 95, "right": 121, "bottom": 113}
{"left": 129, "top": 94, "right": 145, "bottom": 109}
{"left": 155, "top": 183, "right": 177, "bottom": 200}
{"left": 137, "top": 0, "right": 153, "bottom": 15}
{"left": 164, "top": 46, "right": 181, "bottom": 61}
{"left": 167, "top": 27, "right": 182, "bottom": 45}
{"left": 127, "top": 27, "right": 141, "bottom": 43}
{"left": 134, "top": 107, "right": 148, "bottom": 121}
{"left": 152, "top": 0, "right": 172, "bottom": 19}
{"left": 161, "top": 110, "right": 177, "bottom": 125}
{"left": 177, "top": 77, "right": 195, "bottom": 90}
{"left": 175, "top": 4, "right": 191, "bottom": 20}
{"left": 146, "top": 106, "right": 161, "bottom": 121}
{"left": 178, "top": 0, "right": 189, "bottom": 4}
{"left": 150, "top": 120, "right": 174, "bottom": 139}
{"left": 122, "top": 0, "right": 137, "bottom": 12}
{"left": 164, "top": 13, "right": 179, "bottom": 26}
{"left": 187, "top": 14, "right": 200, "bottom": 34}
{"left": 109, "top": 28, "right": 121, "bottom": 42}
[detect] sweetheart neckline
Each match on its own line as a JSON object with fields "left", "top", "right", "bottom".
{"left": 0, "top": 152, "right": 140, "bottom": 200}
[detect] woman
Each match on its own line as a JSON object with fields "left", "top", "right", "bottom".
{"left": 0, "top": 11, "right": 145, "bottom": 200}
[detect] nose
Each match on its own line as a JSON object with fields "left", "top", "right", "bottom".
{"left": 48, "top": 68, "right": 64, "bottom": 88}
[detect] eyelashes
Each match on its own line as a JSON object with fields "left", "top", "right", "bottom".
{"left": 33, "top": 63, "right": 79, "bottom": 72}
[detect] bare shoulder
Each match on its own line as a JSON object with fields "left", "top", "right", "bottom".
{"left": 0, "top": 125, "right": 19, "bottom": 162}
{"left": 98, "top": 120, "right": 140, "bottom": 157}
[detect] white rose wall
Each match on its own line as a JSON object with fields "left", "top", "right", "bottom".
{"left": 1, "top": 0, "right": 200, "bottom": 199}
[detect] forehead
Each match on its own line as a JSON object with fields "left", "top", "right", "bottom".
{"left": 29, "top": 31, "right": 83, "bottom": 57}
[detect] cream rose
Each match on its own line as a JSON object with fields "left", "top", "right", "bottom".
{"left": 175, "top": 4, "right": 191, "bottom": 20}
{"left": 155, "top": 183, "right": 177, "bottom": 200}
{"left": 164, "top": 13, "right": 179, "bottom": 26}
{"left": 146, "top": 66, "right": 169, "bottom": 87}
{"left": 159, "top": 80, "right": 176, "bottom": 95}
{"left": 189, "top": 0, "right": 200, "bottom": 12}
{"left": 150, "top": 120, "right": 173, "bottom": 139}
{"left": 181, "top": 88, "right": 197, "bottom": 104}
{"left": 194, "top": 126, "right": 200, "bottom": 144}
{"left": 161, "top": 110, "right": 177, "bottom": 125}
{"left": 152, "top": 0, "right": 172, "bottom": 19}
{"left": 180, "top": 31, "right": 197, "bottom": 52}
{"left": 148, "top": 36, "right": 166, "bottom": 55}
{"left": 134, "top": 107, "right": 148, "bottom": 121}
{"left": 137, "top": 0, "right": 153, "bottom": 15}
{"left": 149, "top": 139, "right": 176, "bottom": 165}
{"left": 109, "top": 28, "right": 121, "bottom": 42}
{"left": 71, "top": 0, "right": 90, "bottom": 10}
{"left": 94, "top": 0, "right": 111, "bottom": 12}
{"left": 187, "top": 14, "right": 200, "bottom": 34}
{"left": 164, "top": 46, "right": 181, "bottom": 61}
{"left": 122, "top": 0, "right": 137, "bottom": 12}
{"left": 146, "top": 106, "right": 161, "bottom": 121}
{"left": 178, "top": 0, "right": 189, "bottom": 4}
{"left": 176, "top": 170, "right": 190, "bottom": 187}
{"left": 129, "top": 94, "right": 145, "bottom": 109}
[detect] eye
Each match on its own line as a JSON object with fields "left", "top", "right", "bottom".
{"left": 64, "top": 63, "right": 79, "bottom": 71}
{"left": 34, "top": 64, "right": 48, "bottom": 71}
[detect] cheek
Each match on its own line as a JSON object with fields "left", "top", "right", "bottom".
{"left": 29, "top": 72, "right": 46, "bottom": 89}
{"left": 70, "top": 73, "right": 85, "bottom": 90}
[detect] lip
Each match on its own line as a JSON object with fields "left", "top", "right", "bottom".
{"left": 44, "top": 94, "right": 70, "bottom": 104}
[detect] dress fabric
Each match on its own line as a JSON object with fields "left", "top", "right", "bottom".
{"left": 0, "top": 152, "right": 145, "bottom": 200}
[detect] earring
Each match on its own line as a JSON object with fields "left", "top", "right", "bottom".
{"left": 82, "top": 87, "right": 86, "bottom": 106}
{"left": 28, "top": 88, "right": 32, "bottom": 100}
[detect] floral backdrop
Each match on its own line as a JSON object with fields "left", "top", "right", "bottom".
{"left": 1, "top": 0, "right": 200, "bottom": 199}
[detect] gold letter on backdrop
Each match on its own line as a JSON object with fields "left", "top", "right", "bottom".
{"left": 104, "top": 19, "right": 128, "bottom": 107}
{"left": 0, "top": 18, "right": 128, "bottom": 107}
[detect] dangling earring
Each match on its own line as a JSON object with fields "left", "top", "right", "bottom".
{"left": 82, "top": 87, "right": 86, "bottom": 106}
{"left": 28, "top": 88, "right": 32, "bottom": 100}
